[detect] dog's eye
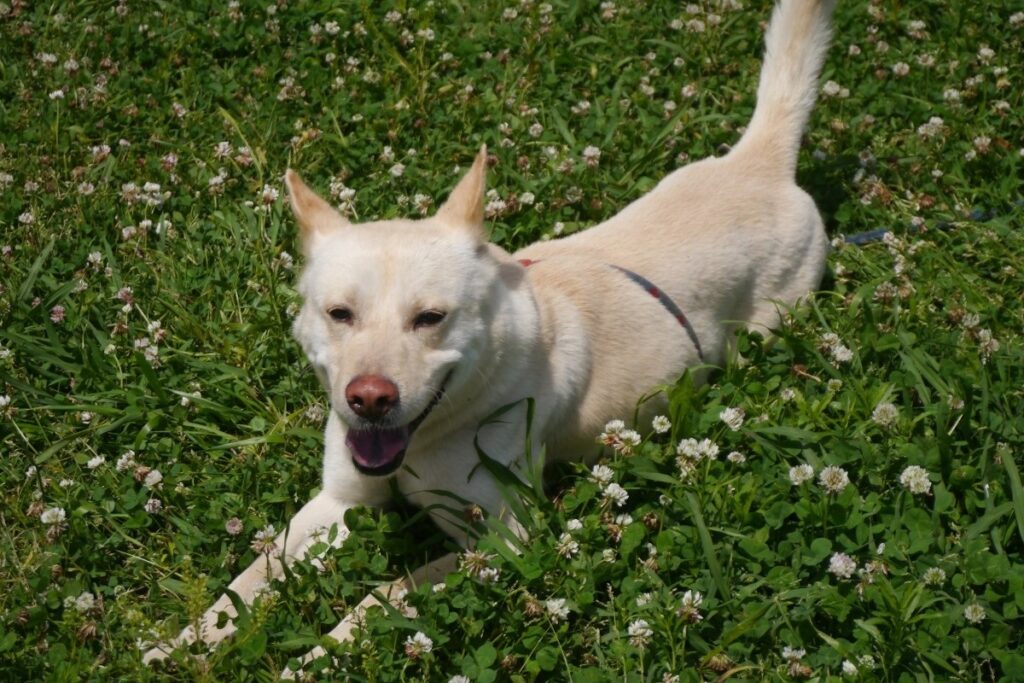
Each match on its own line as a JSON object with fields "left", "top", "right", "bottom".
{"left": 413, "top": 310, "right": 446, "bottom": 329}
{"left": 327, "top": 307, "right": 353, "bottom": 324}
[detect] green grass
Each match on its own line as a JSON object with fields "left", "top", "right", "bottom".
{"left": 1, "top": 1, "right": 1023, "bottom": 680}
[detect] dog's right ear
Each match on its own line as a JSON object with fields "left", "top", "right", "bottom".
{"left": 285, "top": 169, "right": 348, "bottom": 256}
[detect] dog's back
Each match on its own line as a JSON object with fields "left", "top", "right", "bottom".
{"left": 516, "top": 0, "right": 836, "bottom": 453}
{"left": 518, "top": 0, "right": 835, "bottom": 358}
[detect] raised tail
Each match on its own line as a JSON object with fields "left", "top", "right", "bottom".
{"left": 729, "top": 0, "right": 836, "bottom": 177}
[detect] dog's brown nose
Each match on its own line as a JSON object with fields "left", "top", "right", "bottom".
{"left": 345, "top": 375, "right": 399, "bottom": 421}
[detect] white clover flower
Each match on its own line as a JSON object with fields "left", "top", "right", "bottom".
{"left": 143, "top": 469, "right": 163, "bottom": 488}
{"left": 627, "top": 619, "right": 653, "bottom": 648}
{"left": 261, "top": 184, "right": 279, "bottom": 205}
{"left": 602, "top": 548, "right": 617, "bottom": 562}
{"left": 858, "top": 654, "right": 877, "bottom": 669}
{"left": 477, "top": 567, "right": 501, "bottom": 583}
{"left": 545, "top": 598, "right": 569, "bottom": 623}
{"left": 819, "top": 332, "right": 840, "bottom": 350}
{"left": 978, "top": 329, "right": 999, "bottom": 362}
{"left": 922, "top": 567, "right": 946, "bottom": 585}
{"left": 818, "top": 465, "right": 850, "bottom": 494}
{"left": 603, "top": 419, "right": 625, "bottom": 434}
{"left": 0, "top": 394, "right": 10, "bottom": 408}
{"left": 899, "top": 465, "right": 931, "bottom": 494}
{"left": 677, "top": 438, "right": 700, "bottom": 458}
{"left": 144, "top": 498, "right": 163, "bottom": 513}
{"left": 250, "top": 524, "right": 278, "bottom": 555}
{"left": 115, "top": 450, "right": 136, "bottom": 471}
{"left": 70, "top": 591, "right": 95, "bottom": 613}
{"left": 461, "top": 549, "right": 500, "bottom": 583}
{"left": 964, "top": 603, "right": 986, "bottom": 624}
{"left": 727, "top": 451, "right": 746, "bottom": 464}
{"left": 603, "top": 483, "right": 629, "bottom": 508}
{"left": 617, "top": 429, "right": 642, "bottom": 454}
{"left": 652, "top": 415, "right": 671, "bottom": 433}
{"left": 676, "top": 456, "right": 697, "bottom": 481}
{"left": 566, "top": 518, "right": 583, "bottom": 531}
{"left": 842, "top": 660, "right": 858, "bottom": 676}
{"left": 917, "top": 116, "right": 944, "bottom": 138}
{"left": 41, "top": 507, "right": 67, "bottom": 525}
{"left": 677, "top": 438, "right": 719, "bottom": 461}
{"left": 831, "top": 344, "right": 854, "bottom": 363}
{"left": 680, "top": 590, "right": 702, "bottom": 609}
{"left": 589, "top": 464, "right": 614, "bottom": 488}
{"left": 389, "top": 163, "right": 405, "bottom": 178}
{"left": 782, "top": 646, "right": 806, "bottom": 662}
{"left": 404, "top": 631, "right": 433, "bottom": 657}
{"left": 719, "top": 406, "right": 745, "bottom": 431}
{"left": 555, "top": 532, "right": 580, "bottom": 558}
{"left": 86, "top": 455, "right": 105, "bottom": 469}
{"left": 676, "top": 589, "right": 703, "bottom": 623}
{"left": 597, "top": 419, "right": 635, "bottom": 451}
{"left": 871, "top": 402, "right": 899, "bottom": 428}
{"left": 449, "top": 677, "right": 471, "bottom": 683}
{"left": 789, "top": 464, "right": 814, "bottom": 485}
{"left": 635, "top": 592, "right": 653, "bottom": 607}
{"left": 828, "top": 552, "right": 858, "bottom": 579}
{"left": 484, "top": 197, "right": 507, "bottom": 217}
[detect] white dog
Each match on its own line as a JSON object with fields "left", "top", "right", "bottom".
{"left": 145, "top": 0, "right": 835, "bottom": 674}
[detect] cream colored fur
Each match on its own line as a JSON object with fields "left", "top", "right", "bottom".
{"left": 143, "top": 0, "right": 835, "bottom": 674}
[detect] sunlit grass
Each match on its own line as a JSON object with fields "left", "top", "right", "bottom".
{"left": 1, "top": 1, "right": 1022, "bottom": 680}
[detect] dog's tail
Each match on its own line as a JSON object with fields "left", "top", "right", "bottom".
{"left": 729, "top": 0, "right": 836, "bottom": 177}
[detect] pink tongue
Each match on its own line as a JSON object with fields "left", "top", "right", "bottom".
{"left": 346, "top": 428, "right": 410, "bottom": 470}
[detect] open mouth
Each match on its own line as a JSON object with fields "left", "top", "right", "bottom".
{"left": 345, "top": 374, "right": 450, "bottom": 477}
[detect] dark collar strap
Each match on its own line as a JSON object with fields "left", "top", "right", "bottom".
{"left": 518, "top": 259, "right": 704, "bottom": 362}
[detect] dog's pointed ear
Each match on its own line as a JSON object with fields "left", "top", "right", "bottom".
{"left": 436, "top": 145, "right": 488, "bottom": 239}
{"left": 285, "top": 169, "right": 348, "bottom": 255}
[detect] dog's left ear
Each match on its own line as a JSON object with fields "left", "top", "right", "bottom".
{"left": 436, "top": 144, "right": 488, "bottom": 240}
{"left": 285, "top": 169, "right": 348, "bottom": 256}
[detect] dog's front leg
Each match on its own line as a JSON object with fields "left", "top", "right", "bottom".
{"left": 142, "top": 492, "right": 351, "bottom": 664}
{"left": 281, "top": 552, "right": 458, "bottom": 679}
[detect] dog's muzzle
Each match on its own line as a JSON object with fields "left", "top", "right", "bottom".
{"left": 345, "top": 374, "right": 450, "bottom": 477}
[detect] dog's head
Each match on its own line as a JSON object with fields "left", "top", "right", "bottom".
{"left": 286, "top": 147, "right": 502, "bottom": 477}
